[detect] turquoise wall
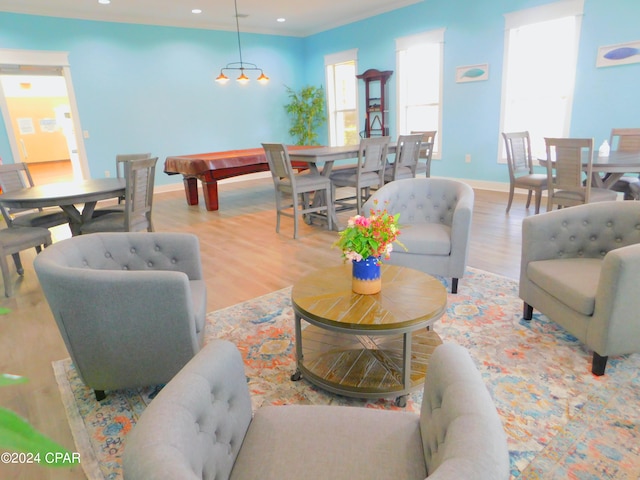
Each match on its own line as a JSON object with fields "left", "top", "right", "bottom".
{"left": 304, "top": 0, "right": 640, "bottom": 184}
{"left": 1, "top": 0, "right": 639, "bottom": 187}
{"left": 0, "top": 13, "right": 304, "bottom": 184}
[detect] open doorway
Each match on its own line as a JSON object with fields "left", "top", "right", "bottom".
{"left": 0, "top": 72, "right": 77, "bottom": 184}
{"left": 0, "top": 49, "right": 89, "bottom": 184}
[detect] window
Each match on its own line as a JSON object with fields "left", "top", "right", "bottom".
{"left": 325, "top": 50, "right": 359, "bottom": 146}
{"left": 396, "top": 29, "right": 445, "bottom": 155}
{"left": 500, "top": 0, "right": 584, "bottom": 159}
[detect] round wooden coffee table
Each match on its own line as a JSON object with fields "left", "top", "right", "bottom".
{"left": 291, "top": 264, "right": 447, "bottom": 406}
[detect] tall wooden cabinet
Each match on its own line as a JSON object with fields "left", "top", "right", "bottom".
{"left": 357, "top": 69, "right": 393, "bottom": 138}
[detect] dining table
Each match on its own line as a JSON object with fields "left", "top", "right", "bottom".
{"left": 538, "top": 150, "right": 640, "bottom": 189}
{"left": 0, "top": 178, "right": 126, "bottom": 236}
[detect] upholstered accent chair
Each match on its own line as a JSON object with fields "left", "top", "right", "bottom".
{"left": 123, "top": 340, "right": 510, "bottom": 480}
{"left": 520, "top": 201, "right": 640, "bottom": 375}
{"left": 34, "top": 232, "right": 206, "bottom": 400}
{"left": 362, "top": 178, "right": 474, "bottom": 293}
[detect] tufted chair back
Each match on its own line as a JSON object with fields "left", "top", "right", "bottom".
{"left": 362, "top": 178, "right": 474, "bottom": 293}
{"left": 124, "top": 340, "right": 509, "bottom": 480}
{"left": 123, "top": 340, "right": 253, "bottom": 480}
{"left": 420, "top": 343, "right": 510, "bottom": 478}
{"left": 34, "top": 232, "right": 206, "bottom": 400}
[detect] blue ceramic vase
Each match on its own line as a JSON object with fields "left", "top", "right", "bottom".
{"left": 352, "top": 256, "right": 381, "bottom": 294}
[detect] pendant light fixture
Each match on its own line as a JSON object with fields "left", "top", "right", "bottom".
{"left": 215, "top": 0, "right": 269, "bottom": 85}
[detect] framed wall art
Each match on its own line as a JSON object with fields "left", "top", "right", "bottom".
{"left": 456, "top": 64, "right": 489, "bottom": 83}
{"left": 596, "top": 41, "right": 640, "bottom": 68}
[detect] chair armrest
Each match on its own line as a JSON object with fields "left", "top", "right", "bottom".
{"left": 588, "top": 243, "right": 640, "bottom": 354}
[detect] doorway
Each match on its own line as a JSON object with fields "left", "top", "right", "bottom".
{"left": 0, "top": 49, "right": 89, "bottom": 184}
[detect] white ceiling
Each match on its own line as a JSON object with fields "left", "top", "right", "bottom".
{"left": 0, "top": 0, "right": 424, "bottom": 37}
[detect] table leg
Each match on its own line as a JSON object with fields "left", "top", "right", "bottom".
{"left": 59, "top": 204, "right": 85, "bottom": 236}
{"left": 183, "top": 177, "right": 199, "bottom": 206}
{"left": 291, "top": 313, "right": 303, "bottom": 381}
{"left": 201, "top": 178, "right": 219, "bottom": 211}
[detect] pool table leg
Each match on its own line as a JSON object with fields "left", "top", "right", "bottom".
{"left": 201, "top": 176, "right": 219, "bottom": 211}
{"left": 183, "top": 177, "right": 200, "bottom": 206}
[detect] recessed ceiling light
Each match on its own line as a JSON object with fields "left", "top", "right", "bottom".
{"left": 277, "top": 18, "right": 286, "bottom": 23}
{"left": 98, "top": 0, "right": 111, "bottom": 4}
{"left": 192, "top": 9, "right": 202, "bottom": 14}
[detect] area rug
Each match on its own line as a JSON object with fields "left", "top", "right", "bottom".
{"left": 52, "top": 267, "right": 640, "bottom": 480}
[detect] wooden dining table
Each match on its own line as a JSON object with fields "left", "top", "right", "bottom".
{"left": 0, "top": 178, "right": 126, "bottom": 236}
{"left": 538, "top": 150, "right": 640, "bottom": 189}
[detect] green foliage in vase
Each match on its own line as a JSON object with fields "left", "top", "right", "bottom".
{"left": 284, "top": 85, "right": 326, "bottom": 145}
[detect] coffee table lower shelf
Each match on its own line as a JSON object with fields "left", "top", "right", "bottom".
{"left": 292, "top": 325, "right": 443, "bottom": 406}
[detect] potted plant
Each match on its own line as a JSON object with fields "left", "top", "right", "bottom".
{"left": 284, "top": 85, "right": 326, "bottom": 145}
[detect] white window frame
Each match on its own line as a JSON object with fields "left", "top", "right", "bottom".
{"left": 498, "top": 0, "right": 584, "bottom": 162}
{"left": 324, "top": 49, "right": 359, "bottom": 147}
{"left": 396, "top": 29, "right": 445, "bottom": 158}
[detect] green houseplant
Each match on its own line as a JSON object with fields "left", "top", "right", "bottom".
{"left": 1, "top": 373, "right": 74, "bottom": 467}
{"left": 284, "top": 85, "right": 326, "bottom": 145}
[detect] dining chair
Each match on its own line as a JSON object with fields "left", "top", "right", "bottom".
{"left": 502, "top": 131, "right": 548, "bottom": 214}
{"left": 79, "top": 156, "right": 158, "bottom": 234}
{"left": 262, "top": 143, "right": 333, "bottom": 239}
{"left": 544, "top": 137, "right": 617, "bottom": 212}
{"left": 411, "top": 130, "right": 437, "bottom": 177}
{"left": 93, "top": 152, "right": 152, "bottom": 216}
{"left": 609, "top": 128, "right": 640, "bottom": 200}
{"left": 330, "top": 136, "right": 390, "bottom": 214}
{"left": 383, "top": 134, "right": 423, "bottom": 183}
{"left": 0, "top": 225, "right": 51, "bottom": 297}
{"left": 0, "top": 163, "right": 69, "bottom": 230}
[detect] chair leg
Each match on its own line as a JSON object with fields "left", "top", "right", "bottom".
{"left": 591, "top": 352, "right": 608, "bottom": 376}
{"left": 274, "top": 191, "right": 282, "bottom": 234}
{"left": 292, "top": 192, "right": 300, "bottom": 239}
{"left": 94, "top": 390, "right": 106, "bottom": 401}
{"left": 325, "top": 186, "right": 333, "bottom": 231}
{"left": 1, "top": 254, "right": 12, "bottom": 297}
{"left": 534, "top": 189, "right": 542, "bottom": 214}
{"left": 506, "top": 185, "right": 515, "bottom": 213}
{"left": 525, "top": 190, "right": 532, "bottom": 208}
{"left": 523, "top": 302, "right": 533, "bottom": 320}
{"left": 451, "top": 278, "right": 458, "bottom": 294}
{"left": 11, "top": 253, "right": 24, "bottom": 275}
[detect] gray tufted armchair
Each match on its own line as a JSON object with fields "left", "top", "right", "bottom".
{"left": 123, "top": 340, "right": 510, "bottom": 480}
{"left": 362, "top": 178, "right": 474, "bottom": 293}
{"left": 520, "top": 201, "right": 640, "bottom": 375}
{"left": 34, "top": 232, "right": 206, "bottom": 400}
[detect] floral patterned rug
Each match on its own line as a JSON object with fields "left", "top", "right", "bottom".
{"left": 52, "top": 267, "right": 640, "bottom": 480}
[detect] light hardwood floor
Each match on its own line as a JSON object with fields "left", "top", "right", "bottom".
{"left": 0, "top": 177, "right": 535, "bottom": 479}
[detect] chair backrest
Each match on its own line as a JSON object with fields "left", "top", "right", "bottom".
{"left": 115, "top": 153, "right": 152, "bottom": 178}
{"left": 609, "top": 128, "right": 640, "bottom": 152}
{"left": 545, "top": 137, "right": 594, "bottom": 203}
{"left": 123, "top": 156, "right": 158, "bottom": 231}
{"left": 502, "top": 131, "right": 534, "bottom": 181}
{"left": 356, "top": 136, "right": 390, "bottom": 188}
{"left": 411, "top": 130, "right": 437, "bottom": 176}
{"left": 262, "top": 143, "right": 297, "bottom": 188}
{"left": 0, "top": 163, "right": 41, "bottom": 222}
{"left": 391, "top": 134, "right": 423, "bottom": 179}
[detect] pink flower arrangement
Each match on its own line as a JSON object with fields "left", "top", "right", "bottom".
{"left": 334, "top": 203, "right": 404, "bottom": 263}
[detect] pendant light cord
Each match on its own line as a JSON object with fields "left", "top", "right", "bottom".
{"left": 234, "top": 0, "right": 244, "bottom": 68}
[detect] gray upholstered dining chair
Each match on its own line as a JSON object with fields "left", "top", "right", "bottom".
{"left": 0, "top": 163, "right": 69, "bottom": 230}
{"left": 34, "top": 232, "right": 206, "bottom": 400}
{"left": 383, "top": 133, "right": 423, "bottom": 183}
{"left": 123, "top": 340, "right": 510, "bottom": 480}
{"left": 262, "top": 143, "right": 333, "bottom": 239}
{"left": 609, "top": 128, "right": 640, "bottom": 200}
{"left": 330, "top": 136, "right": 390, "bottom": 214}
{"left": 0, "top": 225, "right": 51, "bottom": 297}
{"left": 502, "top": 131, "right": 548, "bottom": 214}
{"left": 520, "top": 200, "right": 640, "bottom": 375}
{"left": 544, "top": 137, "right": 617, "bottom": 211}
{"left": 79, "top": 156, "right": 158, "bottom": 234}
{"left": 411, "top": 130, "right": 437, "bottom": 177}
{"left": 93, "top": 152, "right": 152, "bottom": 216}
{"left": 362, "top": 177, "right": 474, "bottom": 293}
